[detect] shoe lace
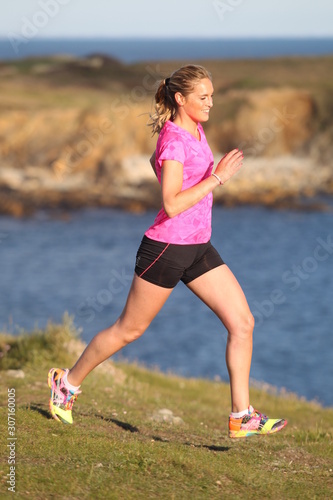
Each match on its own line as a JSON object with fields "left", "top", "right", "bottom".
{"left": 252, "top": 408, "right": 268, "bottom": 422}
{"left": 65, "top": 390, "right": 81, "bottom": 410}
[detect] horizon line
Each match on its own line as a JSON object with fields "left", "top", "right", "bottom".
{"left": 1, "top": 35, "right": 333, "bottom": 41}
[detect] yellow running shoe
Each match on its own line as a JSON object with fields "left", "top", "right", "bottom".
{"left": 229, "top": 406, "right": 287, "bottom": 438}
{"left": 48, "top": 368, "right": 81, "bottom": 424}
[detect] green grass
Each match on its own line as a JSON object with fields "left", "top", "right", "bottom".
{"left": 0, "top": 318, "right": 332, "bottom": 499}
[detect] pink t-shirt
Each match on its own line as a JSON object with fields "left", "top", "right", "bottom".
{"left": 145, "top": 120, "right": 214, "bottom": 244}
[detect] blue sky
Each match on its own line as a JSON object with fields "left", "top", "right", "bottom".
{"left": 2, "top": 0, "right": 333, "bottom": 39}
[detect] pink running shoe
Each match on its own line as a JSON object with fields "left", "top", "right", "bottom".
{"left": 229, "top": 406, "right": 287, "bottom": 438}
{"left": 48, "top": 368, "right": 81, "bottom": 424}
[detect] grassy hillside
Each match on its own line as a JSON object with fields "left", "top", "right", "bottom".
{"left": 0, "top": 317, "right": 332, "bottom": 499}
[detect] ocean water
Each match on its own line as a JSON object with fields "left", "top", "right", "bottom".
{"left": 0, "top": 37, "right": 333, "bottom": 62}
{"left": 0, "top": 206, "right": 332, "bottom": 407}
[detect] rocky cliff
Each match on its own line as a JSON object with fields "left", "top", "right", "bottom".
{"left": 0, "top": 55, "right": 332, "bottom": 216}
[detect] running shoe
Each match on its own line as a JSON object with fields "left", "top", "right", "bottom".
{"left": 229, "top": 406, "right": 287, "bottom": 438}
{"left": 48, "top": 368, "right": 81, "bottom": 424}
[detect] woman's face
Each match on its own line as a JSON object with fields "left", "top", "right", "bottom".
{"left": 179, "top": 78, "right": 214, "bottom": 124}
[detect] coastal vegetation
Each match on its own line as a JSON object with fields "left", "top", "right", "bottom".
{"left": 0, "top": 316, "right": 332, "bottom": 498}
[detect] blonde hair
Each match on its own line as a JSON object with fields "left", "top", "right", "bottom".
{"left": 148, "top": 64, "right": 212, "bottom": 136}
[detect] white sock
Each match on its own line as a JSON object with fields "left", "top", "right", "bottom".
{"left": 63, "top": 371, "right": 80, "bottom": 392}
{"left": 231, "top": 407, "right": 250, "bottom": 419}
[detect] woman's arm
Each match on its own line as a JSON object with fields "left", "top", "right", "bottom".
{"left": 161, "top": 149, "right": 243, "bottom": 218}
{"left": 161, "top": 160, "right": 218, "bottom": 218}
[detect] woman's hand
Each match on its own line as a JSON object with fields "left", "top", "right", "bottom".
{"left": 214, "top": 149, "right": 244, "bottom": 185}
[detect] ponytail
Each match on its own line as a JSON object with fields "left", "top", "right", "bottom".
{"left": 148, "top": 65, "right": 212, "bottom": 136}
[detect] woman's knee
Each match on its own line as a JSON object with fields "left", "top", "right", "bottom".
{"left": 239, "top": 312, "right": 254, "bottom": 337}
{"left": 229, "top": 311, "right": 255, "bottom": 338}
{"left": 114, "top": 318, "right": 147, "bottom": 345}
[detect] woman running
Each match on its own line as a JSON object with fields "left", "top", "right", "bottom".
{"left": 48, "top": 65, "right": 287, "bottom": 438}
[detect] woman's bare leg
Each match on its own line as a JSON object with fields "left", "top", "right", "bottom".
{"left": 68, "top": 274, "right": 173, "bottom": 386}
{"left": 186, "top": 265, "right": 255, "bottom": 412}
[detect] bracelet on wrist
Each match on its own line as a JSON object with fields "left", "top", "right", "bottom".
{"left": 212, "top": 173, "right": 223, "bottom": 185}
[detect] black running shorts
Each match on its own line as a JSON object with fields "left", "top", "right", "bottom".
{"left": 134, "top": 235, "right": 224, "bottom": 288}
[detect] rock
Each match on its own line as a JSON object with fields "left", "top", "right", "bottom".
{"left": 209, "top": 87, "right": 317, "bottom": 158}
{"left": 213, "top": 155, "right": 333, "bottom": 206}
{"left": 78, "top": 57, "right": 104, "bottom": 69}
{"left": 121, "top": 155, "right": 156, "bottom": 185}
{"left": 6, "top": 369, "right": 25, "bottom": 379}
{"left": 0, "top": 168, "right": 24, "bottom": 189}
{"left": 151, "top": 408, "right": 184, "bottom": 425}
{"left": 158, "top": 409, "right": 173, "bottom": 416}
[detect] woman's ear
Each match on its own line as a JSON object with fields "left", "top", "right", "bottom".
{"left": 174, "top": 92, "right": 185, "bottom": 107}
